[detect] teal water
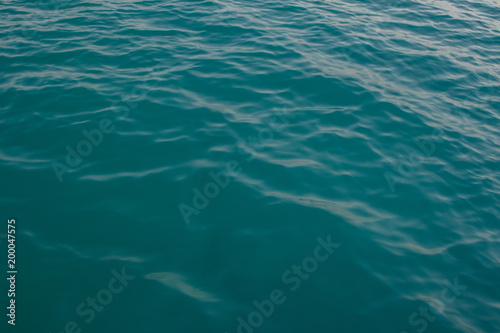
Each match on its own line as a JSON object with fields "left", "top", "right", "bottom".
{"left": 1, "top": 0, "right": 500, "bottom": 332}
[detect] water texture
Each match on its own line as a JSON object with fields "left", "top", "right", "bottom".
{"left": 1, "top": 0, "right": 499, "bottom": 332}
